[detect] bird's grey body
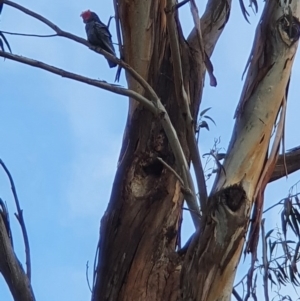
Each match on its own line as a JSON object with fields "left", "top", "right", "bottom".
{"left": 81, "top": 10, "right": 117, "bottom": 68}
{"left": 85, "top": 21, "right": 116, "bottom": 56}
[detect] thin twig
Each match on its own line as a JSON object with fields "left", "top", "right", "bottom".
{"left": 0, "top": 159, "right": 31, "bottom": 281}
{"left": 175, "top": 0, "right": 191, "bottom": 10}
{"left": 262, "top": 192, "right": 300, "bottom": 214}
{"left": 234, "top": 273, "right": 248, "bottom": 288}
{"left": 0, "top": 50, "right": 156, "bottom": 113}
{"left": 86, "top": 261, "right": 92, "bottom": 293}
{"left": 0, "top": 30, "right": 57, "bottom": 38}
{"left": 113, "top": 0, "right": 123, "bottom": 82}
{"left": 232, "top": 288, "right": 243, "bottom": 301}
{"left": 176, "top": 9, "right": 208, "bottom": 211}
{"left": 107, "top": 16, "right": 114, "bottom": 29}
{"left": 157, "top": 157, "right": 184, "bottom": 186}
{"left": 156, "top": 100, "right": 201, "bottom": 226}
{"left": 261, "top": 219, "right": 270, "bottom": 301}
{"left": 281, "top": 79, "right": 289, "bottom": 178}
{"left": 92, "top": 237, "right": 100, "bottom": 298}
{"left": 3, "top": 0, "right": 158, "bottom": 103}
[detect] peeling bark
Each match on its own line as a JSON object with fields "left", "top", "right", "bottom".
{"left": 181, "top": 1, "right": 300, "bottom": 300}
{"left": 0, "top": 214, "right": 35, "bottom": 301}
{"left": 182, "top": 184, "right": 248, "bottom": 301}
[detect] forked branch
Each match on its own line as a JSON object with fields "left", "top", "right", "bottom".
{"left": 0, "top": 159, "right": 31, "bottom": 280}
{"left": 1, "top": 0, "right": 201, "bottom": 227}
{"left": 0, "top": 162, "right": 35, "bottom": 301}
{"left": 0, "top": 48, "right": 201, "bottom": 226}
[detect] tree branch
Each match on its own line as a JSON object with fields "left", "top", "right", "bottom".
{"left": 0, "top": 199, "right": 35, "bottom": 301}
{"left": 165, "top": 0, "right": 207, "bottom": 215}
{"left": 2, "top": 0, "right": 158, "bottom": 103}
{"left": 0, "top": 50, "right": 157, "bottom": 112}
{"left": 0, "top": 49, "right": 201, "bottom": 227}
{"left": 113, "top": 0, "right": 123, "bottom": 81}
{"left": 0, "top": 30, "right": 57, "bottom": 38}
{"left": 2, "top": 2, "right": 202, "bottom": 217}
{"left": 261, "top": 219, "right": 270, "bottom": 301}
{"left": 175, "top": 0, "right": 191, "bottom": 10}
{"left": 188, "top": 0, "right": 232, "bottom": 57}
{"left": 199, "top": 145, "right": 300, "bottom": 184}
{"left": 270, "top": 146, "right": 300, "bottom": 182}
{"left": 0, "top": 159, "right": 31, "bottom": 280}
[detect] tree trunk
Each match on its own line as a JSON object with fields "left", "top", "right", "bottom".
{"left": 92, "top": 0, "right": 300, "bottom": 300}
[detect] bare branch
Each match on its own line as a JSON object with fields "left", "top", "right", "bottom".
{"left": 0, "top": 49, "right": 201, "bottom": 227}
{"left": 3, "top": 0, "right": 75, "bottom": 38}
{"left": 175, "top": 0, "right": 191, "bottom": 10}
{"left": 156, "top": 100, "right": 201, "bottom": 226}
{"left": 232, "top": 288, "right": 243, "bottom": 301}
{"left": 270, "top": 146, "right": 300, "bottom": 182}
{"left": 86, "top": 261, "right": 92, "bottom": 293}
{"left": 0, "top": 50, "right": 156, "bottom": 112}
{"left": 107, "top": 16, "right": 114, "bottom": 29}
{"left": 157, "top": 157, "right": 184, "bottom": 186}
{"left": 201, "top": 145, "right": 300, "bottom": 184}
{"left": 261, "top": 219, "right": 270, "bottom": 301}
{"left": 2, "top": 0, "right": 204, "bottom": 232}
{"left": 2, "top": 0, "right": 158, "bottom": 103}
{"left": 0, "top": 198, "right": 13, "bottom": 246}
{"left": 0, "top": 202, "right": 35, "bottom": 301}
{"left": 0, "top": 159, "right": 31, "bottom": 280}
{"left": 113, "top": 0, "right": 123, "bottom": 82}
{"left": 165, "top": 0, "right": 207, "bottom": 215}
{"left": 0, "top": 30, "right": 57, "bottom": 38}
{"left": 185, "top": 2, "right": 210, "bottom": 210}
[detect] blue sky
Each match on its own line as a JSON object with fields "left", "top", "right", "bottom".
{"left": 0, "top": 1, "right": 300, "bottom": 300}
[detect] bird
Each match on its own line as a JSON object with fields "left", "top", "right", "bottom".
{"left": 80, "top": 10, "right": 117, "bottom": 68}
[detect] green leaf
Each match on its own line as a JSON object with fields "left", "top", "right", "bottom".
{"left": 291, "top": 208, "right": 300, "bottom": 237}
{"left": 203, "top": 115, "right": 216, "bottom": 126}
{"left": 198, "top": 121, "right": 209, "bottom": 131}
{"left": 265, "top": 229, "right": 274, "bottom": 240}
{"left": 293, "top": 207, "right": 300, "bottom": 225}
{"left": 199, "top": 107, "right": 211, "bottom": 117}
{"left": 281, "top": 210, "right": 287, "bottom": 238}
{"left": 268, "top": 271, "right": 277, "bottom": 287}
{"left": 276, "top": 261, "right": 288, "bottom": 280}
{"left": 270, "top": 240, "right": 276, "bottom": 255}
{"left": 239, "top": 0, "right": 250, "bottom": 23}
{"left": 289, "top": 265, "right": 300, "bottom": 286}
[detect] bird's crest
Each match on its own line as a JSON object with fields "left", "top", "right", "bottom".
{"left": 80, "top": 10, "right": 91, "bottom": 21}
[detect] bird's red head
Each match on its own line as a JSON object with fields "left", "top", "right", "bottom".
{"left": 80, "top": 10, "right": 92, "bottom": 22}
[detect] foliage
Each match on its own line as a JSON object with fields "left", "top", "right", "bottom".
{"left": 234, "top": 188, "right": 300, "bottom": 300}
